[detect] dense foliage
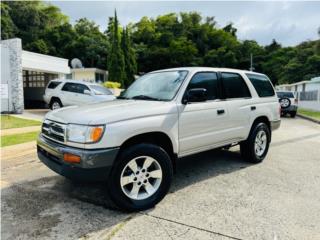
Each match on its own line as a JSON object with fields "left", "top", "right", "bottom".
{"left": 1, "top": 1, "right": 319, "bottom": 85}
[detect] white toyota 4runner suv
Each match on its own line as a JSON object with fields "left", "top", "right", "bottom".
{"left": 37, "top": 67, "right": 281, "bottom": 211}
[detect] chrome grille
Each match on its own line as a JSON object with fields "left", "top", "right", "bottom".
{"left": 42, "top": 119, "right": 66, "bottom": 143}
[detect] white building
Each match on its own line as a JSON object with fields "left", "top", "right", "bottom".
{"left": 1, "top": 38, "right": 70, "bottom": 112}
{"left": 68, "top": 68, "right": 108, "bottom": 83}
{"left": 276, "top": 77, "right": 320, "bottom": 111}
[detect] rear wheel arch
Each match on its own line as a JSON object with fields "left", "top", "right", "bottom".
{"left": 49, "top": 97, "right": 63, "bottom": 109}
{"left": 250, "top": 116, "right": 271, "bottom": 139}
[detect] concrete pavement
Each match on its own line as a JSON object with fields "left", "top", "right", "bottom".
{"left": 1, "top": 117, "right": 320, "bottom": 240}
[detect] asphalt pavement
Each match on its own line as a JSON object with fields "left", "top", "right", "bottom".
{"left": 1, "top": 117, "right": 320, "bottom": 240}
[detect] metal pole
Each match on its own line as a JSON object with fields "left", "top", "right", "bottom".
{"left": 250, "top": 53, "right": 253, "bottom": 71}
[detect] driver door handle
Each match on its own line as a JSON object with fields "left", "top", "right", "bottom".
{"left": 217, "top": 109, "right": 225, "bottom": 115}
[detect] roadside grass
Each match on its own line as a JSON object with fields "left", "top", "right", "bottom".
{"left": 298, "top": 108, "right": 320, "bottom": 120}
{"left": 1, "top": 131, "right": 39, "bottom": 147}
{"left": 1, "top": 115, "right": 41, "bottom": 130}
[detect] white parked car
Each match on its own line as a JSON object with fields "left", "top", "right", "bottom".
{"left": 38, "top": 67, "right": 280, "bottom": 211}
{"left": 43, "top": 79, "right": 116, "bottom": 110}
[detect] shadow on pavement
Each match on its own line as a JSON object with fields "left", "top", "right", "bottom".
{"left": 1, "top": 148, "right": 251, "bottom": 239}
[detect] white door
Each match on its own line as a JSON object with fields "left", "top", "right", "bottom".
{"left": 220, "top": 72, "right": 253, "bottom": 140}
{"left": 73, "top": 83, "right": 94, "bottom": 105}
{"left": 178, "top": 72, "right": 231, "bottom": 155}
{"left": 60, "top": 83, "right": 79, "bottom": 106}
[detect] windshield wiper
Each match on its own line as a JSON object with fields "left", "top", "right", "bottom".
{"left": 131, "top": 95, "right": 160, "bottom": 101}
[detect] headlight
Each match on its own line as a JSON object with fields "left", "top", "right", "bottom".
{"left": 67, "top": 124, "right": 104, "bottom": 143}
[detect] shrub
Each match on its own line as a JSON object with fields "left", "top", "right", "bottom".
{"left": 103, "top": 81, "right": 121, "bottom": 89}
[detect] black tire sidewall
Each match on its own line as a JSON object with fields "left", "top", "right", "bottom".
{"left": 108, "top": 143, "right": 173, "bottom": 211}
{"left": 242, "top": 122, "right": 271, "bottom": 163}
{"left": 50, "top": 99, "right": 62, "bottom": 110}
{"left": 252, "top": 123, "right": 270, "bottom": 162}
{"left": 279, "top": 97, "right": 291, "bottom": 109}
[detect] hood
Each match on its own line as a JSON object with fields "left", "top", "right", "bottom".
{"left": 45, "top": 100, "right": 177, "bottom": 125}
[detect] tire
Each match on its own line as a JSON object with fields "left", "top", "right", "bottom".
{"left": 279, "top": 97, "right": 291, "bottom": 109}
{"left": 50, "top": 98, "right": 62, "bottom": 110}
{"left": 290, "top": 112, "right": 296, "bottom": 118}
{"left": 240, "top": 122, "right": 270, "bottom": 163}
{"left": 107, "top": 143, "right": 173, "bottom": 211}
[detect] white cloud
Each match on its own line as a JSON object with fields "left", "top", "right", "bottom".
{"left": 51, "top": 1, "right": 320, "bottom": 46}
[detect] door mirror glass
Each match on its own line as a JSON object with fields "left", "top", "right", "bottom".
{"left": 183, "top": 88, "right": 207, "bottom": 103}
{"left": 83, "top": 89, "right": 91, "bottom": 95}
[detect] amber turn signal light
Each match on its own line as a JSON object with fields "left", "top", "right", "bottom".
{"left": 63, "top": 153, "right": 81, "bottom": 163}
{"left": 90, "top": 127, "right": 104, "bottom": 142}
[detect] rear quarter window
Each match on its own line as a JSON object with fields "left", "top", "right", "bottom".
{"left": 276, "top": 92, "right": 294, "bottom": 98}
{"left": 47, "top": 81, "right": 61, "bottom": 89}
{"left": 246, "top": 73, "right": 275, "bottom": 97}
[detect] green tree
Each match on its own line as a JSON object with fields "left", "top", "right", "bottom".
{"left": 107, "top": 10, "right": 125, "bottom": 84}
{"left": 1, "top": 3, "right": 17, "bottom": 39}
{"left": 121, "top": 27, "right": 137, "bottom": 87}
{"left": 72, "top": 18, "right": 109, "bottom": 68}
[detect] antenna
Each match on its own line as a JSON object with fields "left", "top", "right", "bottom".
{"left": 71, "top": 58, "right": 83, "bottom": 69}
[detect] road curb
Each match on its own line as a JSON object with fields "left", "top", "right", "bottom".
{"left": 297, "top": 114, "right": 320, "bottom": 124}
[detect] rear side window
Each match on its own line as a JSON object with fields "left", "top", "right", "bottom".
{"left": 277, "top": 91, "right": 294, "bottom": 98}
{"left": 187, "top": 72, "right": 219, "bottom": 100}
{"left": 221, "top": 73, "right": 251, "bottom": 99}
{"left": 61, "top": 83, "right": 78, "bottom": 93}
{"left": 246, "top": 73, "right": 275, "bottom": 97}
{"left": 47, "top": 81, "right": 61, "bottom": 89}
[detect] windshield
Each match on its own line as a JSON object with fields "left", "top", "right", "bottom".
{"left": 277, "top": 91, "right": 294, "bottom": 98}
{"left": 90, "top": 85, "right": 113, "bottom": 95}
{"left": 120, "top": 70, "right": 188, "bottom": 101}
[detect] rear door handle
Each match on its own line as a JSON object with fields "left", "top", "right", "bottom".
{"left": 217, "top": 109, "right": 225, "bottom": 115}
{"left": 251, "top": 106, "right": 256, "bottom": 111}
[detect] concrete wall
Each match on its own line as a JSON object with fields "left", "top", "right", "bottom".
{"left": 276, "top": 81, "right": 320, "bottom": 111}
{"left": 1, "top": 38, "right": 24, "bottom": 113}
{"left": 73, "top": 70, "right": 95, "bottom": 82}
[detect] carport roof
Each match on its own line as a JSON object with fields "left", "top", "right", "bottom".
{"left": 22, "top": 50, "right": 70, "bottom": 74}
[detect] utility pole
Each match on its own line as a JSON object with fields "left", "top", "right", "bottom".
{"left": 249, "top": 53, "right": 254, "bottom": 71}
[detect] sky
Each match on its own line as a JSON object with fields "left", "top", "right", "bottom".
{"left": 51, "top": 1, "right": 320, "bottom": 46}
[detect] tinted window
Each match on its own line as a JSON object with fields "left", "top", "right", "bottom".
{"left": 246, "top": 73, "right": 275, "bottom": 97}
{"left": 90, "top": 85, "right": 113, "bottom": 95}
{"left": 47, "top": 81, "right": 61, "bottom": 89}
{"left": 61, "top": 83, "right": 78, "bottom": 93}
{"left": 76, "top": 84, "right": 90, "bottom": 94}
{"left": 187, "top": 72, "right": 218, "bottom": 100}
{"left": 277, "top": 91, "right": 294, "bottom": 98}
{"left": 221, "top": 73, "right": 251, "bottom": 99}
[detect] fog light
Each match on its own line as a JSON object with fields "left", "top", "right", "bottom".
{"left": 63, "top": 153, "right": 81, "bottom": 163}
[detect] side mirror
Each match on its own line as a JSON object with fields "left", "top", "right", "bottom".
{"left": 83, "top": 89, "right": 91, "bottom": 95}
{"left": 183, "top": 88, "right": 207, "bottom": 104}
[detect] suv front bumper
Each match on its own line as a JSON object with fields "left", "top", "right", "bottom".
{"left": 37, "top": 134, "right": 119, "bottom": 181}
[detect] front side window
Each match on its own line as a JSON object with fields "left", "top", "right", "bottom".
{"left": 221, "top": 72, "right": 251, "bottom": 99}
{"left": 76, "top": 84, "right": 90, "bottom": 94}
{"left": 120, "top": 70, "right": 188, "bottom": 101}
{"left": 90, "top": 85, "right": 112, "bottom": 95}
{"left": 187, "top": 72, "right": 219, "bottom": 100}
{"left": 246, "top": 73, "right": 275, "bottom": 97}
{"left": 61, "top": 83, "right": 78, "bottom": 93}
